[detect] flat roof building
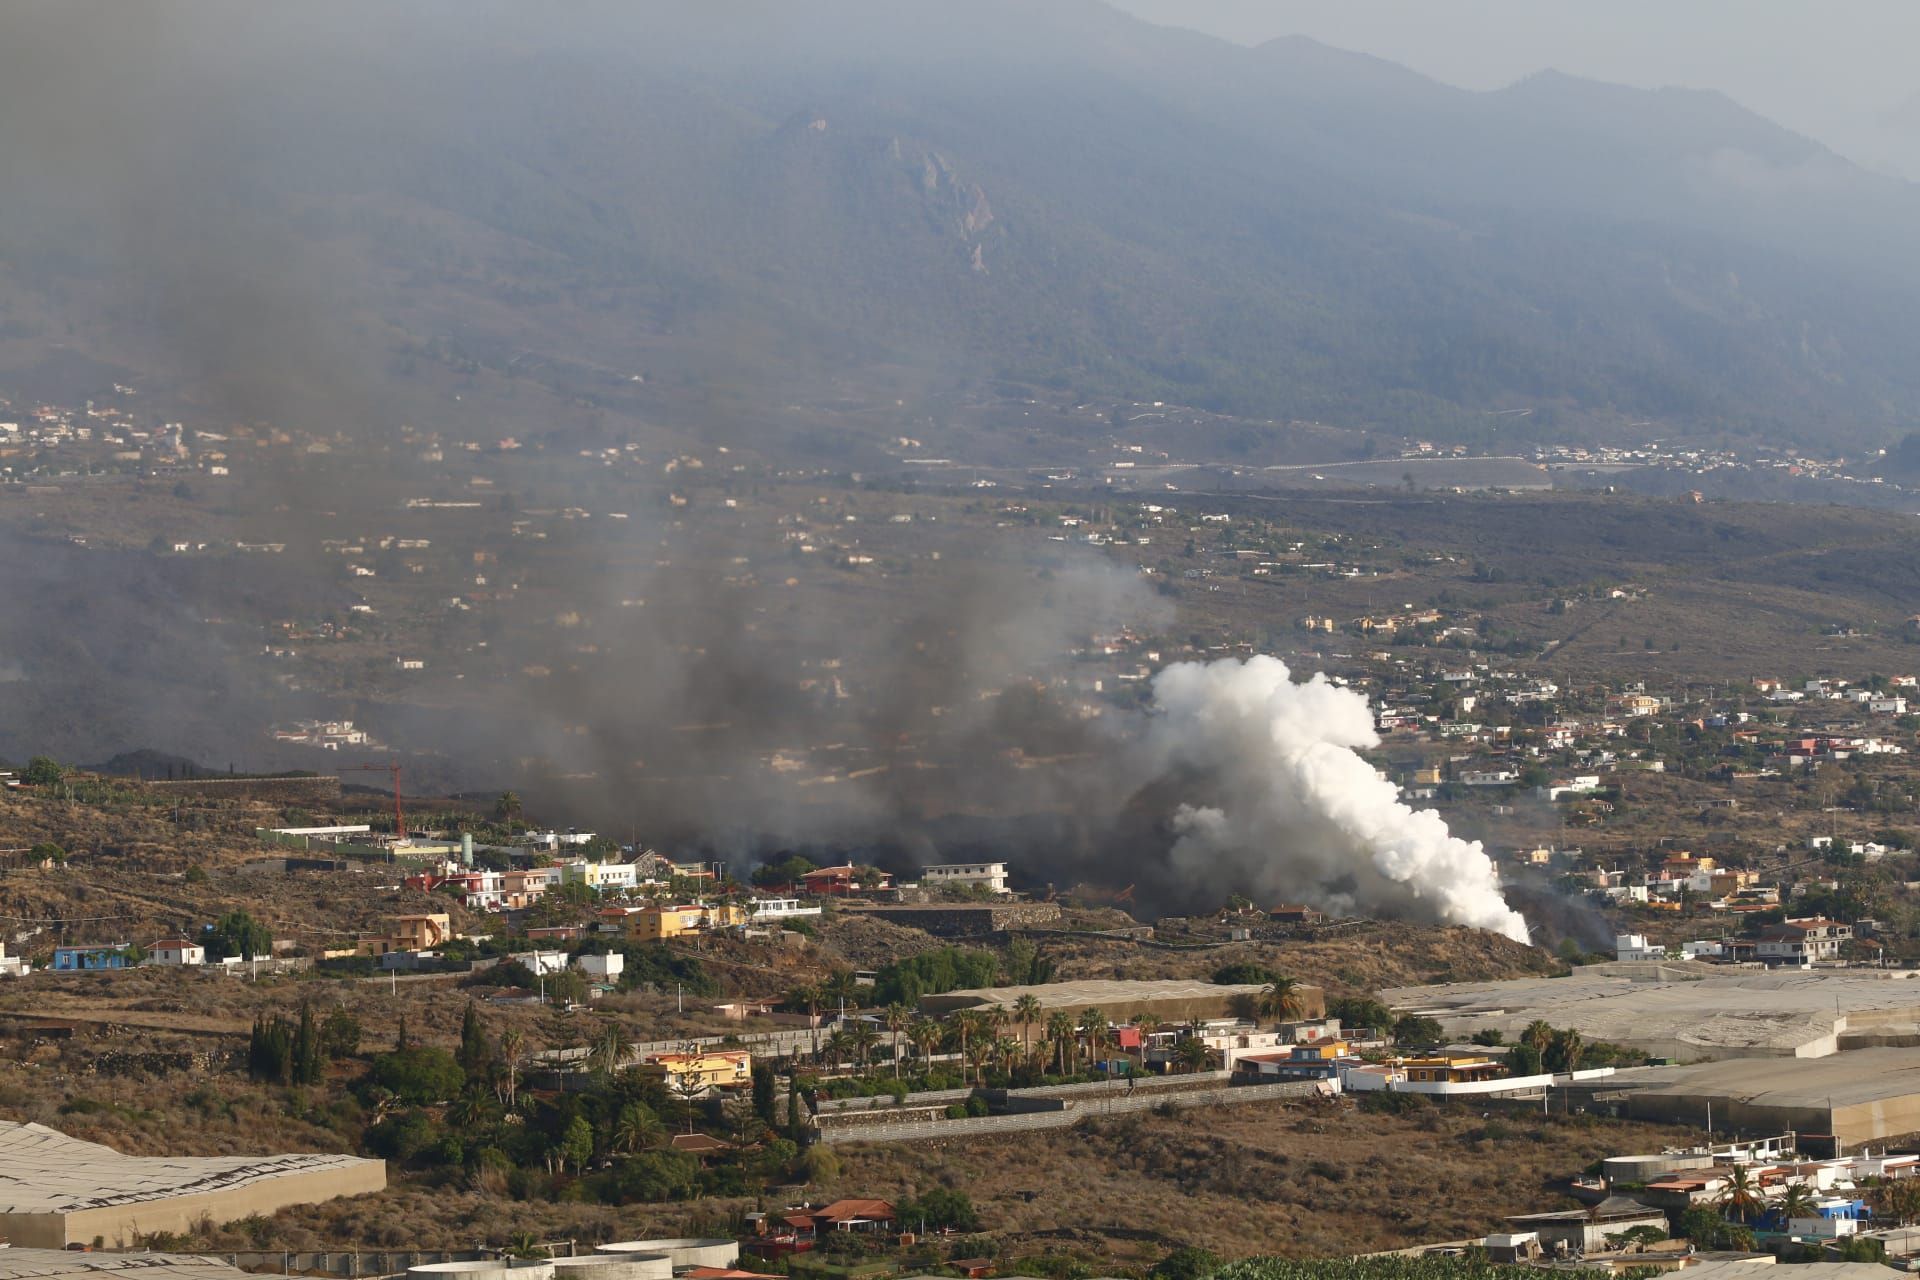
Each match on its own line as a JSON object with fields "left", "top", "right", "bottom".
{"left": 0, "top": 1249, "right": 257, "bottom": 1280}
{"left": 0, "top": 1121, "right": 386, "bottom": 1248}
{"left": 918, "top": 978, "right": 1323, "bottom": 1023}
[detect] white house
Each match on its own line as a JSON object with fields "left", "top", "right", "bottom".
{"left": 560, "top": 860, "right": 638, "bottom": 892}
{"left": 507, "top": 950, "right": 569, "bottom": 976}
{"left": 576, "top": 952, "right": 624, "bottom": 981}
{"left": 1870, "top": 696, "right": 1908, "bottom": 715}
{"left": 747, "top": 897, "right": 824, "bottom": 921}
{"left": 1538, "top": 775, "right": 1604, "bottom": 801}
{"left": 1615, "top": 934, "right": 1667, "bottom": 963}
{"left": 148, "top": 938, "right": 206, "bottom": 966}
{"left": 921, "top": 861, "right": 1010, "bottom": 894}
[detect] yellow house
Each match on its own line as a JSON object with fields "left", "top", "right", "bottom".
{"left": 634, "top": 1050, "right": 751, "bottom": 1094}
{"left": 1290, "top": 1040, "right": 1349, "bottom": 1061}
{"left": 1402, "top": 1053, "right": 1506, "bottom": 1084}
{"left": 358, "top": 913, "right": 451, "bottom": 956}
{"left": 631, "top": 903, "right": 747, "bottom": 942}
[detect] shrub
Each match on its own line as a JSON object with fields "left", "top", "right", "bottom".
{"left": 1153, "top": 1248, "right": 1222, "bottom": 1280}
{"left": 799, "top": 1143, "right": 839, "bottom": 1184}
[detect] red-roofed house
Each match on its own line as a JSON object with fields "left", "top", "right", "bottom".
{"left": 800, "top": 865, "right": 890, "bottom": 897}
{"left": 148, "top": 938, "right": 205, "bottom": 966}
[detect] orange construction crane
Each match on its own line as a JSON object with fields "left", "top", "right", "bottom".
{"left": 337, "top": 761, "right": 406, "bottom": 839}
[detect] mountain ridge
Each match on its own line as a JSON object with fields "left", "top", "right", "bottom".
{"left": 1, "top": 0, "right": 1917, "bottom": 450}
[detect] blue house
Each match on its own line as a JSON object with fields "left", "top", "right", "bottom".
{"left": 50, "top": 944, "right": 131, "bottom": 971}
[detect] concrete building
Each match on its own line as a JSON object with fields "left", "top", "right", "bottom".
{"left": 0, "top": 1121, "right": 385, "bottom": 1248}
{"left": 1755, "top": 918, "right": 1853, "bottom": 965}
{"left": 1583, "top": 1048, "right": 1920, "bottom": 1152}
{"left": 630, "top": 903, "right": 747, "bottom": 942}
{"left": 746, "top": 898, "right": 822, "bottom": 922}
{"left": 920, "top": 862, "right": 1010, "bottom": 894}
{"left": 0, "top": 1249, "right": 259, "bottom": 1280}
{"left": 1504, "top": 1197, "right": 1670, "bottom": 1254}
{"left": 147, "top": 939, "right": 205, "bottom": 967}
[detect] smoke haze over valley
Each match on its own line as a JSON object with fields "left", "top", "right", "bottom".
{"left": 4, "top": 1, "right": 1920, "bottom": 933}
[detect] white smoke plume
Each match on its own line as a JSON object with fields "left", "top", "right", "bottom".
{"left": 1142, "top": 655, "right": 1529, "bottom": 942}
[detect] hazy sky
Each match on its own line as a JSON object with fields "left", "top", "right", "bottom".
{"left": 1109, "top": 0, "right": 1920, "bottom": 177}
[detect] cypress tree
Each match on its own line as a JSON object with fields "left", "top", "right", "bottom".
{"left": 293, "top": 1000, "right": 321, "bottom": 1085}
{"left": 457, "top": 1000, "right": 491, "bottom": 1079}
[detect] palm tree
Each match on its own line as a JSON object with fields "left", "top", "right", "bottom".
{"left": 824, "top": 1026, "right": 851, "bottom": 1072}
{"left": 1545, "top": 1027, "right": 1585, "bottom": 1074}
{"left": 1523, "top": 1019, "right": 1555, "bottom": 1056}
{"left": 786, "top": 984, "right": 823, "bottom": 1058}
{"left": 447, "top": 1086, "right": 494, "bottom": 1130}
{"left": 952, "top": 1011, "right": 989, "bottom": 1083}
{"left": 822, "top": 968, "right": 860, "bottom": 1014}
{"left": 1077, "top": 1007, "right": 1107, "bottom": 1067}
{"left": 993, "top": 1036, "right": 1020, "bottom": 1078}
{"left": 963, "top": 1033, "right": 994, "bottom": 1085}
{"left": 498, "top": 1028, "right": 524, "bottom": 1111}
{"left": 611, "top": 1102, "right": 664, "bottom": 1155}
{"left": 1717, "top": 1166, "right": 1765, "bottom": 1223}
{"left": 495, "top": 792, "right": 523, "bottom": 823}
{"left": 1175, "top": 1037, "right": 1213, "bottom": 1074}
{"left": 1014, "top": 993, "right": 1042, "bottom": 1064}
{"left": 593, "top": 1022, "right": 631, "bottom": 1076}
{"left": 1779, "top": 1182, "right": 1817, "bottom": 1224}
{"left": 1258, "top": 976, "right": 1304, "bottom": 1022}
{"left": 1046, "top": 1011, "right": 1076, "bottom": 1074}
{"left": 847, "top": 1020, "right": 880, "bottom": 1070}
{"left": 884, "top": 1004, "right": 911, "bottom": 1079}
{"left": 909, "top": 1016, "right": 942, "bottom": 1071}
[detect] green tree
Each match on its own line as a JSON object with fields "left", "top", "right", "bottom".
{"left": 367, "top": 1046, "right": 465, "bottom": 1104}
{"left": 320, "top": 1007, "right": 362, "bottom": 1058}
{"left": 1544, "top": 1027, "right": 1585, "bottom": 1074}
{"left": 22, "top": 756, "right": 63, "bottom": 787}
{"left": 458, "top": 1001, "right": 492, "bottom": 1078}
{"left": 292, "top": 1000, "right": 322, "bottom": 1085}
{"left": 897, "top": 1188, "right": 980, "bottom": 1233}
{"left": 751, "top": 1060, "right": 777, "bottom": 1126}
{"left": 206, "top": 911, "right": 272, "bottom": 962}
{"left": 552, "top": 1114, "right": 594, "bottom": 1175}
{"left": 1392, "top": 1014, "right": 1443, "bottom": 1045}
